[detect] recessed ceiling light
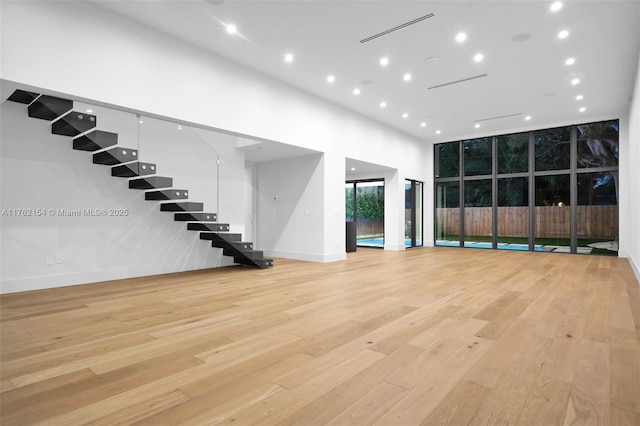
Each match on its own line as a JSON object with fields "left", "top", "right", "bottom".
{"left": 579, "top": 107, "right": 586, "bottom": 112}
{"left": 550, "top": 2, "right": 563, "bottom": 12}
{"left": 402, "top": 113, "right": 408, "bottom": 118}
{"left": 138, "top": 119, "right": 144, "bottom": 124}
{"left": 284, "top": 53, "right": 294, "bottom": 63}
{"left": 421, "top": 122, "right": 426, "bottom": 127}
{"left": 403, "top": 73, "right": 412, "bottom": 81}
{"left": 380, "top": 101, "right": 387, "bottom": 108}
{"left": 86, "top": 109, "right": 93, "bottom": 113}
{"left": 571, "top": 78, "right": 580, "bottom": 85}
{"left": 565, "top": 57, "right": 575, "bottom": 65}
{"left": 455, "top": 32, "right": 467, "bottom": 42}
{"left": 353, "top": 88, "right": 361, "bottom": 95}
{"left": 351, "top": 167, "right": 356, "bottom": 171}
{"left": 474, "top": 53, "right": 484, "bottom": 63}
{"left": 558, "top": 30, "right": 569, "bottom": 39}
{"left": 177, "top": 125, "right": 182, "bottom": 130}
{"left": 436, "top": 130, "right": 441, "bottom": 134}
{"left": 576, "top": 94, "right": 584, "bottom": 100}
{"left": 525, "top": 115, "right": 531, "bottom": 120}
{"left": 379, "top": 57, "right": 389, "bottom": 66}
{"left": 474, "top": 123, "right": 480, "bottom": 128}
{"left": 327, "top": 75, "right": 335, "bottom": 83}
{"left": 226, "top": 23, "right": 237, "bottom": 34}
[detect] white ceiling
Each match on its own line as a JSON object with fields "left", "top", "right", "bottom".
{"left": 92, "top": 0, "right": 640, "bottom": 148}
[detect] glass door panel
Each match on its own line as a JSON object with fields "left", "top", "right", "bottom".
{"left": 435, "top": 182, "right": 460, "bottom": 247}
{"left": 405, "top": 181, "right": 412, "bottom": 248}
{"left": 345, "top": 183, "right": 354, "bottom": 223}
{"left": 577, "top": 171, "right": 618, "bottom": 256}
{"left": 463, "top": 179, "right": 492, "bottom": 248}
{"left": 355, "top": 181, "right": 384, "bottom": 247}
{"left": 405, "top": 180, "right": 423, "bottom": 248}
{"left": 415, "top": 181, "right": 423, "bottom": 247}
{"left": 535, "top": 175, "right": 570, "bottom": 252}
{"left": 497, "top": 177, "right": 530, "bottom": 251}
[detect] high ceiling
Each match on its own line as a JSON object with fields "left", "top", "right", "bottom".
{"left": 94, "top": 0, "right": 639, "bottom": 144}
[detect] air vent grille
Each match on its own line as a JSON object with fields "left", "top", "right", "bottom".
{"left": 427, "top": 74, "right": 488, "bottom": 90}
{"left": 475, "top": 113, "right": 522, "bottom": 123}
{"left": 360, "top": 13, "right": 435, "bottom": 43}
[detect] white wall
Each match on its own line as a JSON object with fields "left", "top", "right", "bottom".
{"left": 0, "top": 100, "right": 238, "bottom": 294}
{"left": 255, "top": 154, "right": 327, "bottom": 262}
{"left": 626, "top": 54, "right": 640, "bottom": 282}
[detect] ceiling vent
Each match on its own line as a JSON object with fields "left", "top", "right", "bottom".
{"left": 475, "top": 112, "right": 522, "bottom": 122}
{"left": 359, "top": 13, "right": 435, "bottom": 43}
{"left": 427, "top": 74, "right": 488, "bottom": 90}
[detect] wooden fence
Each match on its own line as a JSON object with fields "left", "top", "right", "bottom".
{"left": 354, "top": 218, "right": 384, "bottom": 237}
{"left": 436, "top": 205, "right": 618, "bottom": 239}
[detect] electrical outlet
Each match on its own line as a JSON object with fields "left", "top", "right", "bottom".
{"left": 46, "top": 256, "right": 53, "bottom": 265}
{"left": 56, "top": 255, "right": 63, "bottom": 264}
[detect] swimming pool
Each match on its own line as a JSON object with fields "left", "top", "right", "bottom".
{"left": 357, "top": 238, "right": 411, "bottom": 248}
{"left": 436, "top": 240, "right": 544, "bottom": 251}
{"left": 356, "top": 238, "right": 590, "bottom": 253}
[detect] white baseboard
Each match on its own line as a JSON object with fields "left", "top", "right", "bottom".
{"left": 383, "top": 244, "right": 405, "bottom": 251}
{"left": 628, "top": 252, "right": 640, "bottom": 285}
{"left": 263, "top": 250, "right": 346, "bottom": 263}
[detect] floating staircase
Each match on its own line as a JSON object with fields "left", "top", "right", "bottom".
{"left": 6, "top": 89, "right": 273, "bottom": 269}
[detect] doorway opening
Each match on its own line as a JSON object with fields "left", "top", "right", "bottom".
{"left": 405, "top": 179, "right": 423, "bottom": 248}
{"left": 345, "top": 179, "right": 385, "bottom": 248}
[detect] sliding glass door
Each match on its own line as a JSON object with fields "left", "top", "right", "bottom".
{"left": 405, "top": 179, "right": 423, "bottom": 248}
{"left": 345, "top": 180, "right": 385, "bottom": 248}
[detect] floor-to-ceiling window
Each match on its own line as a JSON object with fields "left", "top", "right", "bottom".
{"left": 576, "top": 121, "right": 619, "bottom": 254}
{"left": 405, "top": 179, "right": 423, "bottom": 248}
{"left": 434, "top": 119, "right": 618, "bottom": 255}
{"left": 463, "top": 137, "right": 494, "bottom": 248}
{"left": 346, "top": 180, "right": 385, "bottom": 248}
{"left": 534, "top": 126, "right": 571, "bottom": 252}
{"left": 497, "top": 132, "right": 530, "bottom": 250}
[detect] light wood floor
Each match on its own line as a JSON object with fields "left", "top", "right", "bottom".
{"left": 1, "top": 247, "right": 639, "bottom": 425}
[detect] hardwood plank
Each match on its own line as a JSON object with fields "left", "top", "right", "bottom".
{"left": 607, "top": 294, "right": 636, "bottom": 331}
{"left": 472, "top": 290, "right": 522, "bottom": 321}
{"left": 4, "top": 353, "right": 204, "bottom": 425}
{"left": 475, "top": 298, "right": 532, "bottom": 340}
{"left": 368, "top": 304, "right": 462, "bottom": 354}
{"left": 372, "top": 337, "right": 493, "bottom": 425}
{"left": 277, "top": 344, "right": 424, "bottom": 426}
{"left": 583, "top": 289, "right": 611, "bottom": 343}
{"left": 0, "top": 247, "right": 637, "bottom": 425}
{"left": 611, "top": 406, "right": 640, "bottom": 426}
{"left": 420, "top": 380, "right": 491, "bottom": 426}
{"left": 533, "top": 297, "right": 573, "bottom": 339}
{"left": 563, "top": 339, "right": 610, "bottom": 425}
{"left": 215, "top": 349, "right": 386, "bottom": 425}
{"left": 469, "top": 335, "right": 553, "bottom": 425}
{"left": 90, "top": 390, "right": 190, "bottom": 426}
{"left": 624, "top": 277, "right": 640, "bottom": 340}
{"left": 462, "top": 317, "right": 537, "bottom": 389}
{"left": 138, "top": 354, "right": 314, "bottom": 425}
{"left": 610, "top": 334, "right": 640, "bottom": 413}
{"left": 324, "top": 381, "right": 407, "bottom": 425}
{"left": 518, "top": 375, "right": 572, "bottom": 425}
{"left": 0, "top": 380, "right": 14, "bottom": 393}
{"left": 540, "top": 315, "right": 587, "bottom": 383}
